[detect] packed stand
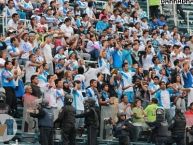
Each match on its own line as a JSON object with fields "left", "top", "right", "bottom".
{"left": 0, "top": 0, "right": 193, "bottom": 145}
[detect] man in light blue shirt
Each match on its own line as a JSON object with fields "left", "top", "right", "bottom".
{"left": 86, "top": 79, "right": 99, "bottom": 107}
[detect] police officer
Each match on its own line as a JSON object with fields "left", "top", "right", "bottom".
{"left": 30, "top": 99, "right": 54, "bottom": 145}
{"left": 169, "top": 109, "right": 186, "bottom": 145}
{"left": 76, "top": 98, "right": 99, "bottom": 145}
{"left": 114, "top": 112, "right": 134, "bottom": 145}
{"left": 151, "top": 108, "right": 172, "bottom": 145}
{"left": 55, "top": 94, "right": 76, "bottom": 145}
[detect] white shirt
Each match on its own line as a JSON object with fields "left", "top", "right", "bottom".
{"left": 2, "top": 6, "right": 17, "bottom": 17}
{"left": 85, "top": 7, "right": 94, "bottom": 19}
{"left": 84, "top": 66, "right": 105, "bottom": 88}
{"left": 142, "top": 54, "right": 154, "bottom": 71}
{"left": 120, "top": 71, "right": 134, "bottom": 92}
{"left": 20, "top": 40, "right": 33, "bottom": 59}
{"left": 60, "top": 24, "right": 74, "bottom": 38}
{"left": 25, "top": 61, "right": 36, "bottom": 83}
{"left": 43, "top": 84, "right": 57, "bottom": 108}
{"left": 7, "top": 19, "right": 18, "bottom": 30}
{"left": 160, "top": 90, "right": 170, "bottom": 109}
{"left": 42, "top": 43, "right": 53, "bottom": 63}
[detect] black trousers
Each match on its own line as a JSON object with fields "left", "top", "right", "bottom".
{"left": 39, "top": 127, "right": 53, "bottom": 145}
{"left": 119, "top": 136, "right": 130, "bottom": 145}
{"left": 4, "top": 87, "right": 17, "bottom": 113}
{"left": 62, "top": 126, "right": 76, "bottom": 145}
{"left": 149, "top": 5, "right": 159, "bottom": 18}
{"left": 171, "top": 133, "right": 185, "bottom": 145}
{"left": 87, "top": 126, "right": 97, "bottom": 145}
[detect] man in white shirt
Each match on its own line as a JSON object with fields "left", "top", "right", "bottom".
{"left": 41, "top": 34, "right": 54, "bottom": 74}
{"left": 19, "top": 32, "right": 33, "bottom": 65}
{"left": 43, "top": 75, "right": 58, "bottom": 120}
{"left": 84, "top": 63, "right": 105, "bottom": 88}
{"left": 60, "top": 17, "right": 74, "bottom": 38}
{"left": 2, "top": 0, "right": 17, "bottom": 18}
{"left": 25, "top": 54, "right": 41, "bottom": 83}
{"left": 7, "top": 13, "right": 19, "bottom": 30}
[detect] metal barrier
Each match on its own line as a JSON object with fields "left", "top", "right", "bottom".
{"left": 0, "top": 14, "right": 31, "bottom": 35}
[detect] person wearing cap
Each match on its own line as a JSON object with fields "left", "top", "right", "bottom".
{"left": 45, "top": 7, "right": 56, "bottom": 27}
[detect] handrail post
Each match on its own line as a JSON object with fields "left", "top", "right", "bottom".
{"left": 2, "top": 16, "right": 4, "bottom": 36}
{"left": 187, "top": 11, "right": 190, "bottom": 34}
{"left": 147, "top": 0, "right": 149, "bottom": 18}
{"left": 173, "top": 4, "right": 177, "bottom": 26}
{"left": 160, "top": 4, "right": 163, "bottom": 14}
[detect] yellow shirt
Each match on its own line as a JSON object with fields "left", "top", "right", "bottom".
{"left": 149, "top": 0, "right": 160, "bottom": 6}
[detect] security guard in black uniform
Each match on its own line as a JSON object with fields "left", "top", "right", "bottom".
{"left": 76, "top": 98, "right": 99, "bottom": 145}
{"left": 149, "top": 107, "right": 172, "bottom": 145}
{"left": 114, "top": 112, "right": 134, "bottom": 145}
{"left": 55, "top": 94, "right": 76, "bottom": 145}
{"left": 169, "top": 109, "right": 186, "bottom": 145}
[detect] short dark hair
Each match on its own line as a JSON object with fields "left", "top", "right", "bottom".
{"left": 10, "top": 37, "right": 17, "bottom": 44}
{"left": 31, "top": 75, "right": 38, "bottom": 82}
{"left": 4, "top": 60, "right": 11, "bottom": 68}
{"left": 12, "top": 13, "right": 18, "bottom": 18}
{"left": 122, "top": 62, "right": 128, "bottom": 68}
{"left": 47, "top": 75, "right": 53, "bottom": 81}
{"left": 55, "top": 79, "right": 62, "bottom": 85}
{"left": 78, "top": 66, "right": 84, "bottom": 74}
{"left": 29, "top": 54, "right": 35, "bottom": 60}
{"left": 90, "top": 79, "right": 96, "bottom": 85}
{"left": 97, "top": 72, "right": 103, "bottom": 78}
{"left": 151, "top": 98, "right": 158, "bottom": 104}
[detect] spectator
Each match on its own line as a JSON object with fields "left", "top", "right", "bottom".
{"left": 118, "top": 94, "right": 133, "bottom": 119}
{"left": 144, "top": 98, "right": 158, "bottom": 122}
{"left": 7, "top": 13, "right": 19, "bottom": 30}
{"left": 71, "top": 80, "right": 85, "bottom": 129}
{"left": 31, "top": 75, "right": 42, "bottom": 98}
{"left": 1, "top": 60, "right": 17, "bottom": 116}
{"left": 2, "top": 0, "right": 17, "bottom": 18}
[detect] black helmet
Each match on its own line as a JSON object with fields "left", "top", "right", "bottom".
{"left": 84, "top": 98, "right": 95, "bottom": 108}
{"left": 65, "top": 94, "right": 73, "bottom": 105}
{"left": 156, "top": 107, "right": 165, "bottom": 122}
{"left": 117, "top": 112, "right": 126, "bottom": 118}
{"left": 0, "top": 91, "right": 6, "bottom": 109}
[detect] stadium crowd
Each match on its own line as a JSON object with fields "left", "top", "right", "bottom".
{"left": 0, "top": 0, "right": 193, "bottom": 144}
